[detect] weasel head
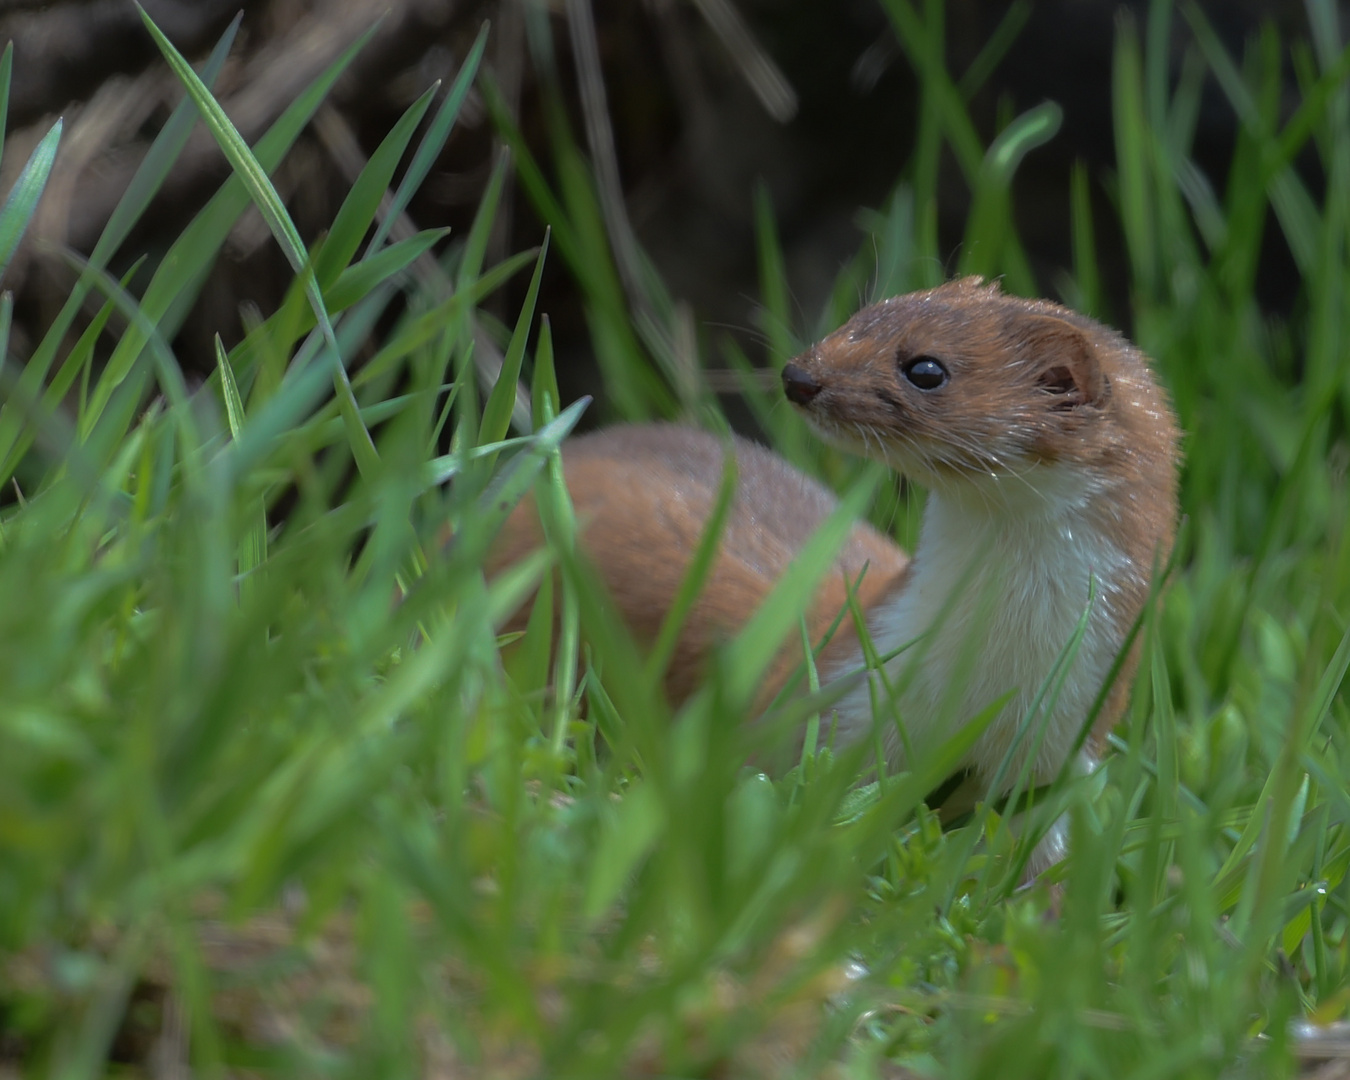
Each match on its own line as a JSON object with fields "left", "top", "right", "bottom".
{"left": 782, "top": 277, "right": 1178, "bottom": 518}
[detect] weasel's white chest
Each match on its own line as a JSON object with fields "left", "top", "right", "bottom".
{"left": 827, "top": 484, "right": 1129, "bottom": 784}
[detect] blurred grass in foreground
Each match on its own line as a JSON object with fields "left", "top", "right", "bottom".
{"left": 0, "top": 0, "right": 1348, "bottom": 1076}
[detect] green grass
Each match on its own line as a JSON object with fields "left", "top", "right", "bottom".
{"left": 1, "top": 0, "right": 1349, "bottom": 1076}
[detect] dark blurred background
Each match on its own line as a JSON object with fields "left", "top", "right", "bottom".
{"left": 0, "top": 0, "right": 1318, "bottom": 411}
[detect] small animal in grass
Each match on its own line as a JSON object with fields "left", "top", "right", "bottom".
{"left": 493, "top": 277, "right": 1180, "bottom": 865}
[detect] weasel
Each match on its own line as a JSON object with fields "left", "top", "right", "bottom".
{"left": 493, "top": 278, "right": 1179, "bottom": 839}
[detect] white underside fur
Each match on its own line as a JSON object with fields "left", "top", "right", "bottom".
{"left": 826, "top": 462, "right": 1131, "bottom": 793}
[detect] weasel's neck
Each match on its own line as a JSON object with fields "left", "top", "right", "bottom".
{"left": 829, "top": 465, "right": 1140, "bottom": 784}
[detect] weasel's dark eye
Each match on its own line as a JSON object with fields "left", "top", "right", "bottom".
{"left": 902, "top": 356, "right": 948, "bottom": 390}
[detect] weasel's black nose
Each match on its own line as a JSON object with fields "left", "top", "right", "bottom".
{"left": 782, "top": 363, "right": 823, "bottom": 405}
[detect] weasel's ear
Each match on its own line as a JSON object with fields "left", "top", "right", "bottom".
{"left": 1023, "top": 315, "right": 1108, "bottom": 410}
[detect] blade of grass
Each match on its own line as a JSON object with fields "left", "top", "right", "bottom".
{"left": 530, "top": 313, "right": 561, "bottom": 424}
{"left": 55, "top": 251, "right": 196, "bottom": 475}
{"left": 1068, "top": 160, "right": 1104, "bottom": 315}
{"left": 880, "top": 0, "right": 986, "bottom": 184}
{"left": 315, "top": 83, "right": 439, "bottom": 290}
{"left": 456, "top": 147, "right": 513, "bottom": 294}
{"left": 447, "top": 398, "right": 591, "bottom": 581}
{"left": 76, "top": 18, "right": 377, "bottom": 447}
{"left": 0, "top": 292, "right": 10, "bottom": 385}
{"left": 136, "top": 4, "right": 379, "bottom": 478}
{"left": 526, "top": 316, "right": 585, "bottom": 769}
{"left": 957, "top": 1, "right": 1031, "bottom": 97}
{"left": 0, "top": 42, "right": 11, "bottom": 167}
{"left": 214, "top": 336, "right": 266, "bottom": 590}
{"left": 325, "top": 229, "right": 450, "bottom": 312}
{"left": 0, "top": 118, "right": 61, "bottom": 283}
{"left": 353, "top": 248, "right": 539, "bottom": 389}
{"left": 481, "top": 229, "right": 550, "bottom": 452}
{"left": 368, "top": 22, "right": 490, "bottom": 256}
{"left": 753, "top": 182, "right": 796, "bottom": 368}
{"left": 484, "top": 80, "right": 673, "bottom": 418}
{"left": 1114, "top": 16, "right": 1159, "bottom": 299}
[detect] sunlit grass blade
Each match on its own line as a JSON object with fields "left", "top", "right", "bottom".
{"left": 3, "top": 1, "right": 1350, "bottom": 1074}
{"left": 0, "top": 118, "right": 60, "bottom": 283}
{"left": 136, "top": 5, "right": 326, "bottom": 312}
{"left": 214, "top": 335, "right": 267, "bottom": 587}
{"left": 220, "top": 360, "right": 334, "bottom": 480}
{"left": 879, "top": 0, "right": 986, "bottom": 183}
{"left": 527, "top": 324, "right": 585, "bottom": 768}
{"left": 76, "top": 18, "right": 376, "bottom": 445}
{"left": 1148, "top": 628, "right": 1180, "bottom": 896}
{"left": 531, "top": 313, "right": 561, "bottom": 424}
{"left": 39, "top": 260, "right": 144, "bottom": 421}
{"left": 422, "top": 435, "right": 541, "bottom": 488}
{"left": 213, "top": 336, "right": 247, "bottom": 440}
{"left": 230, "top": 237, "right": 445, "bottom": 406}
{"left": 136, "top": 4, "right": 379, "bottom": 477}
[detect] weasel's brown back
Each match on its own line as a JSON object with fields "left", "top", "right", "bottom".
{"left": 489, "top": 423, "right": 909, "bottom": 705}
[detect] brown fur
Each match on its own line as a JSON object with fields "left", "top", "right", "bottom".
{"left": 489, "top": 424, "right": 909, "bottom": 706}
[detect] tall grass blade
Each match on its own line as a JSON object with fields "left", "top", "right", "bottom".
{"left": 481, "top": 230, "right": 550, "bottom": 451}
{"left": 0, "top": 118, "right": 61, "bottom": 283}
{"left": 136, "top": 5, "right": 379, "bottom": 476}
{"left": 0, "top": 292, "right": 10, "bottom": 386}
{"left": 76, "top": 18, "right": 376, "bottom": 444}
{"left": 368, "top": 22, "right": 490, "bottom": 256}
{"left": 316, "top": 83, "right": 439, "bottom": 289}
{"left": 0, "top": 43, "right": 11, "bottom": 169}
